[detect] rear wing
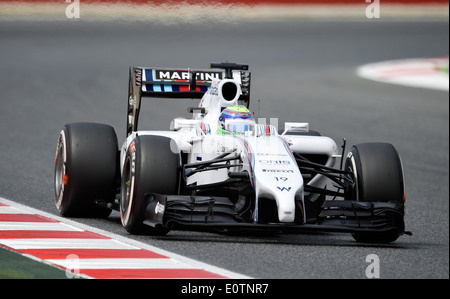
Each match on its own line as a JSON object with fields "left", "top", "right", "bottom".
{"left": 127, "top": 63, "right": 251, "bottom": 136}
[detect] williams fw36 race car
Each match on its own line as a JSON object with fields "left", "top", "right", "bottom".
{"left": 54, "top": 63, "right": 411, "bottom": 243}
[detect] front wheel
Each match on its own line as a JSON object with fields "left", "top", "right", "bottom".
{"left": 120, "top": 135, "right": 180, "bottom": 235}
{"left": 345, "top": 142, "right": 405, "bottom": 243}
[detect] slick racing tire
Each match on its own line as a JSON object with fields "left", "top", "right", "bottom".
{"left": 54, "top": 123, "right": 118, "bottom": 218}
{"left": 120, "top": 135, "right": 180, "bottom": 235}
{"left": 344, "top": 142, "right": 405, "bottom": 243}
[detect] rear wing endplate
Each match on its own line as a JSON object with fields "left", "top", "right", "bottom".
{"left": 127, "top": 63, "right": 251, "bottom": 136}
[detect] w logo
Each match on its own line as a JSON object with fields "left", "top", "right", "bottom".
{"left": 277, "top": 187, "right": 291, "bottom": 192}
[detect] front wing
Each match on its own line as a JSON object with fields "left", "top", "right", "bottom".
{"left": 143, "top": 194, "right": 409, "bottom": 237}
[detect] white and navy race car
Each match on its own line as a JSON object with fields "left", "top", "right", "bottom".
{"left": 54, "top": 62, "right": 410, "bottom": 243}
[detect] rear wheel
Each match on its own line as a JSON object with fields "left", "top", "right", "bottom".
{"left": 345, "top": 142, "right": 405, "bottom": 243}
{"left": 54, "top": 123, "right": 118, "bottom": 218}
{"left": 120, "top": 135, "right": 180, "bottom": 235}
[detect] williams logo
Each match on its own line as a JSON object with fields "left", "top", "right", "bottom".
{"left": 155, "top": 70, "right": 223, "bottom": 81}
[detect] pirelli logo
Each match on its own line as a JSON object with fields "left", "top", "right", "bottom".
{"left": 155, "top": 70, "right": 223, "bottom": 82}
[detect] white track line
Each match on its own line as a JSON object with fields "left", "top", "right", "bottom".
{"left": 1, "top": 238, "right": 137, "bottom": 250}
{"left": 0, "top": 222, "right": 83, "bottom": 231}
{"left": 49, "top": 258, "right": 196, "bottom": 270}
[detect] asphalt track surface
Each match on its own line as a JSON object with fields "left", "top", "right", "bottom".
{"left": 0, "top": 18, "right": 448, "bottom": 279}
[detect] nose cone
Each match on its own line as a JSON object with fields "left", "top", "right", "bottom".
{"left": 243, "top": 135, "right": 304, "bottom": 224}
{"left": 277, "top": 195, "right": 297, "bottom": 223}
{"left": 275, "top": 186, "right": 304, "bottom": 223}
{"left": 254, "top": 157, "right": 303, "bottom": 223}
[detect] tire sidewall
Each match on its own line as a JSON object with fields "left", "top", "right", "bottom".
{"left": 344, "top": 142, "right": 405, "bottom": 243}
{"left": 55, "top": 128, "right": 70, "bottom": 214}
{"left": 120, "top": 136, "right": 180, "bottom": 234}
{"left": 120, "top": 139, "right": 142, "bottom": 232}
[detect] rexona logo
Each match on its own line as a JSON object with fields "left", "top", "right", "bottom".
{"left": 155, "top": 70, "right": 223, "bottom": 82}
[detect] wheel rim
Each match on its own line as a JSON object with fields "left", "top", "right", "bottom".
{"left": 54, "top": 135, "right": 66, "bottom": 210}
{"left": 120, "top": 157, "right": 133, "bottom": 226}
{"left": 345, "top": 150, "right": 359, "bottom": 202}
{"left": 55, "top": 145, "right": 63, "bottom": 196}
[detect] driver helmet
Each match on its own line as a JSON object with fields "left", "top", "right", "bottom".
{"left": 218, "top": 105, "right": 255, "bottom": 135}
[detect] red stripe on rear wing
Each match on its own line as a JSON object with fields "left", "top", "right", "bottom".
{"left": 140, "top": 68, "right": 225, "bottom": 98}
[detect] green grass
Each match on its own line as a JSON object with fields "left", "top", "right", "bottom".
{"left": 438, "top": 65, "right": 449, "bottom": 75}
{"left": 0, "top": 246, "right": 72, "bottom": 279}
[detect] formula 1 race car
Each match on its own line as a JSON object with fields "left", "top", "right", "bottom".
{"left": 54, "top": 62, "right": 410, "bottom": 243}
